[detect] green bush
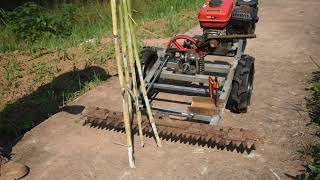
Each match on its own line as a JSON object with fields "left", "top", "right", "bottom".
{"left": 304, "top": 144, "right": 320, "bottom": 179}
{"left": 304, "top": 71, "right": 320, "bottom": 179}
{"left": 2, "top": 2, "right": 76, "bottom": 42}
{"left": 307, "top": 71, "right": 320, "bottom": 124}
{"left": 307, "top": 163, "right": 320, "bottom": 180}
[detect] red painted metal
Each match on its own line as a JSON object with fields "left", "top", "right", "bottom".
{"left": 198, "top": 0, "right": 234, "bottom": 29}
{"left": 167, "top": 35, "right": 197, "bottom": 50}
{"left": 167, "top": 35, "right": 203, "bottom": 56}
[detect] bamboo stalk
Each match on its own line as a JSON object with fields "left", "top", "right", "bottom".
{"left": 119, "top": 3, "right": 133, "bottom": 120}
{"left": 119, "top": 1, "right": 144, "bottom": 148}
{"left": 110, "top": 0, "right": 135, "bottom": 168}
{"left": 124, "top": 0, "right": 162, "bottom": 147}
{"left": 120, "top": 0, "right": 144, "bottom": 148}
{"left": 127, "top": 0, "right": 132, "bottom": 13}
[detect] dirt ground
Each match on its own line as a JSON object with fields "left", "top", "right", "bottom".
{"left": 10, "top": 0, "right": 320, "bottom": 179}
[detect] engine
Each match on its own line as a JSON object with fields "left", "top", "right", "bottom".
{"left": 196, "top": 0, "right": 259, "bottom": 56}
{"left": 198, "top": 0, "right": 259, "bottom": 36}
{"left": 164, "top": 0, "right": 260, "bottom": 73}
{"left": 165, "top": 50, "right": 203, "bottom": 75}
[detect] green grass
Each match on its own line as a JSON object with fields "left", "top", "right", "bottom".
{"left": 302, "top": 71, "right": 320, "bottom": 179}
{"left": 62, "top": 70, "right": 103, "bottom": 105}
{"left": 0, "top": 0, "right": 203, "bottom": 53}
{"left": 0, "top": 65, "right": 107, "bottom": 136}
{"left": 299, "top": 144, "right": 320, "bottom": 179}
{"left": 3, "top": 56, "right": 22, "bottom": 88}
{"left": 164, "top": 11, "right": 198, "bottom": 37}
{"left": 0, "top": 0, "right": 204, "bottom": 138}
{"left": 0, "top": 40, "right": 116, "bottom": 137}
{"left": 308, "top": 71, "right": 320, "bottom": 124}
{"left": 31, "top": 60, "right": 62, "bottom": 84}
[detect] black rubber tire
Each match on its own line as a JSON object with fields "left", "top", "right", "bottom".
{"left": 140, "top": 47, "right": 158, "bottom": 77}
{"left": 138, "top": 47, "right": 159, "bottom": 98}
{"left": 227, "top": 55, "right": 255, "bottom": 113}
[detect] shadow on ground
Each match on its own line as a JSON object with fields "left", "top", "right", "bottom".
{"left": 0, "top": 66, "right": 110, "bottom": 158}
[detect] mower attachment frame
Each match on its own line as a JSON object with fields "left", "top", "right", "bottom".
{"left": 140, "top": 37, "right": 247, "bottom": 125}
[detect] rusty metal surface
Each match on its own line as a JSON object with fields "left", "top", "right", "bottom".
{"left": 206, "top": 34, "right": 257, "bottom": 39}
{"left": 188, "top": 97, "right": 219, "bottom": 116}
{"left": 81, "top": 107, "right": 263, "bottom": 151}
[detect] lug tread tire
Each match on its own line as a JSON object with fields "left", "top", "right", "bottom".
{"left": 227, "top": 55, "right": 255, "bottom": 113}
{"left": 140, "top": 47, "right": 158, "bottom": 77}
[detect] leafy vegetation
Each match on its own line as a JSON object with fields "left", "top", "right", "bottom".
{"left": 0, "top": 0, "right": 203, "bottom": 53}
{"left": 300, "top": 144, "right": 320, "bottom": 179}
{"left": 0, "top": 0, "right": 203, "bottom": 138}
{"left": 307, "top": 71, "right": 320, "bottom": 124}
{"left": 303, "top": 71, "right": 320, "bottom": 179}
{"left": 3, "top": 56, "right": 22, "bottom": 88}
{"left": 2, "top": 2, "right": 76, "bottom": 42}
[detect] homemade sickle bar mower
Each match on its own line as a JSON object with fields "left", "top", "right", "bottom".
{"left": 82, "top": 0, "right": 263, "bottom": 167}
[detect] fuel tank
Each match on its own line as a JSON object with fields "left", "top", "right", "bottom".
{"left": 198, "top": 0, "right": 234, "bottom": 29}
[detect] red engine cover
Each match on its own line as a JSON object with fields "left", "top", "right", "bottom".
{"left": 198, "top": 0, "right": 234, "bottom": 29}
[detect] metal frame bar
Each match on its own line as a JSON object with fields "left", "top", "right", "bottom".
{"left": 142, "top": 40, "right": 245, "bottom": 126}
{"left": 206, "top": 34, "right": 256, "bottom": 39}
{"left": 152, "top": 107, "right": 213, "bottom": 123}
{"left": 219, "top": 40, "right": 244, "bottom": 104}
{"left": 153, "top": 83, "right": 209, "bottom": 95}
{"left": 144, "top": 55, "right": 170, "bottom": 94}
{"left": 209, "top": 39, "right": 244, "bottom": 125}
{"left": 160, "top": 69, "right": 225, "bottom": 84}
{"left": 205, "top": 63, "right": 231, "bottom": 74}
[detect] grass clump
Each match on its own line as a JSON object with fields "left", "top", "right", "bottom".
{"left": 31, "top": 60, "right": 62, "bottom": 84}
{"left": 3, "top": 56, "right": 22, "bottom": 88}
{"left": 300, "top": 144, "right": 320, "bottom": 179}
{"left": 307, "top": 71, "right": 320, "bottom": 124}
{"left": 302, "top": 71, "right": 320, "bottom": 179}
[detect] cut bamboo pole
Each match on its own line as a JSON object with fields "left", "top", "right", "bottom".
{"left": 119, "top": 3, "right": 133, "bottom": 120}
{"left": 120, "top": 0, "right": 144, "bottom": 148}
{"left": 124, "top": 0, "right": 162, "bottom": 147}
{"left": 119, "top": 1, "right": 144, "bottom": 148}
{"left": 127, "top": 0, "right": 132, "bottom": 13}
{"left": 110, "top": 0, "right": 134, "bottom": 168}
